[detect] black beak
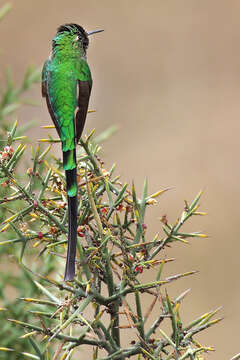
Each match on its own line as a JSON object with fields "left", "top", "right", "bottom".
{"left": 87, "top": 29, "right": 104, "bottom": 36}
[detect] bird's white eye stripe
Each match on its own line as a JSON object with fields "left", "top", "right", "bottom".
{"left": 74, "top": 35, "right": 79, "bottom": 41}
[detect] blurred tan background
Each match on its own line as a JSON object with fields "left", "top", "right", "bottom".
{"left": 0, "top": 0, "right": 239, "bottom": 358}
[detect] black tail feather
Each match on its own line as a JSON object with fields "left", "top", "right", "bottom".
{"left": 64, "top": 168, "right": 78, "bottom": 281}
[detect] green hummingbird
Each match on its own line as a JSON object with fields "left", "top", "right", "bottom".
{"left": 42, "top": 24, "right": 103, "bottom": 281}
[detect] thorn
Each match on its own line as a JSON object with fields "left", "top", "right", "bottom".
{"left": 41, "top": 125, "right": 55, "bottom": 129}
{"left": 19, "top": 331, "right": 37, "bottom": 339}
{"left": 0, "top": 223, "right": 10, "bottom": 232}
{"left": 0, "top": 347, "right": 14, "bottom": 352}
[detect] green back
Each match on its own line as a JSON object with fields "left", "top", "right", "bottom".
{"left": 42, "top": 29, "right": 92, "bottom": 160}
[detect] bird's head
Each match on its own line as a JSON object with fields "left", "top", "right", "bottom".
{"left": 52, "top": 23, "right": 103, "bottom": 55}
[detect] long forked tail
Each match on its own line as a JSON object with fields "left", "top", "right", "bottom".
{"left": 64, "top": 189, "right": 78, "bottom": 281}
{"left": 63, "top": 150, "right": 78, "bottom": 281}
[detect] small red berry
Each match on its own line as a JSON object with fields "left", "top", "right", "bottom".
{"left": 128, "top": 254, "right": 135, "bottom": 262}
{"left": 116, "top": 204, "right": 123, "bottom": 212}
{"left": 142, "top": 223, "right": 147, "bottom": 230}
{"left": 126, "top": 205, "right": 131, "bottom": 212}
{"left": 135, "top": 266, "right": 143, "bottom": 274}
{"left": 2, "top": 152, "right": 8, "bottom": 159}
{"left": 27, "top": 168, "right": 33, "bottom": 176}
{"left": 33, "top": 200, "right": 38, "bottom": 208}
{"left": 1, "top": 180, "right": 9, "bottom": 187}
{"left": 161, "top": 214, "right": 168, "bottom": 225}
{"left": 38, "top": 232, "right": 43, "bottom": 239}
{"left": 77, "top": 226, "right": 85, "bottom": 237}
{"left": 100, "top": 207, "right": 108, "bottom": 215}
{"left": 50, "top": 226, "right": 57, "bottom": 234}
{"left": 4, "top": 146, "right": 12, "bottom": 153}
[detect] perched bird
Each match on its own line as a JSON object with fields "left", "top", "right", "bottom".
{"left": 42, "top": 24, "right": 103, "bottom": 281}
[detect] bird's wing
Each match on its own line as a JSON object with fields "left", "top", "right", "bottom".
{"left": 76, "top": 61, "right": 92, "bottom": 143}
{"left": 41, "top": 59, "right": 61, "bottom": 136}
{"left": 42, "top": 59, "right": 51, "bottom": 97}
